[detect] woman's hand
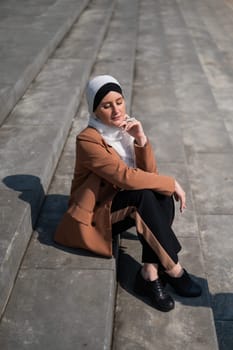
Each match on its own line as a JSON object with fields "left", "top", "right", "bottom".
{"left": 174, "top": 180, "right": 186, "bottom": 213}
{"left": 120, "top": 115, "right": 147, "bottom": 146}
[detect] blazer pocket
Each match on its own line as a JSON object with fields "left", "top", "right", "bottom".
{"left": 67, "top": 204, "right": 92, "bottom": 225}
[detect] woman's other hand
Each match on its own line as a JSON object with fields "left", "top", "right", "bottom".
{"left": 174, "top": 180, "right": 186, "bottom": 213}
{"left": 120, "top": 115, "right": 147, "bottom": 147}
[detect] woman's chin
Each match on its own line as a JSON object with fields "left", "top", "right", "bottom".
{"left": 111, "top": 121, "right": 122, "bottom": 128}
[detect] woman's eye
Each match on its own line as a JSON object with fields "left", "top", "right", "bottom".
{"left": 103, "top": 104, "right": 111, "bottom": 109}
{"left": 102, "top": 99, "right": 123, "bottom": 109}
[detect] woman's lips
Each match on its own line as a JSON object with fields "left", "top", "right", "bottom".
{"left": 111, "top": 116, "right": 121, "bottom": 121}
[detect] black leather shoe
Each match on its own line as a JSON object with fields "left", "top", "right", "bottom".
{"left": 134, "top": 269, "right": 175, "bottom": 312}
{"left": 162, "top": 269, "right": 202, "bottom": 297}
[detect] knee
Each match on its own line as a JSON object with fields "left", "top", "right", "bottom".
{"left": 136, "top": 189, "right": 156, "bottom": 205}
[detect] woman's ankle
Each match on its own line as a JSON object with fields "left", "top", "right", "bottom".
{"left": 141, "top": 263, "right": 159, "bottom": 281}
{"left": 166, "top": 263, "right": 183, "bottom": 278}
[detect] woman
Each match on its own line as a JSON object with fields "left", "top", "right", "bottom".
{"left": 54, "top": 75, "right": 202, "bottom": 312}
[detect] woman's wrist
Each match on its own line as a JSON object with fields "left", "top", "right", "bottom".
{"left": 135, "top": 134, "right": 147, "bottom": 147}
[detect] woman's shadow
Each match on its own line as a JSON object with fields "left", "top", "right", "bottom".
{"left": 3, "top": 173, "right": 111, "bottom": 258}
{"left": 3, "top": 174, "right": 67, "bottom": 242}
{"left": 3, "top": 174, "right": 47, "bottom": 226}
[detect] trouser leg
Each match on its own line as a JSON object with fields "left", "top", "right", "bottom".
{"left": 111, "top": 189, "right": 181, "bottom": 270}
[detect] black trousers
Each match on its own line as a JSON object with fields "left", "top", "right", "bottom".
{"left": 111, "top": 189, "right": 181, "bottom": 270}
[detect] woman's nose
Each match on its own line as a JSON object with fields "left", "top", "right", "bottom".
{"left": 112, "top": 103, "right": 119, "bottom": 114}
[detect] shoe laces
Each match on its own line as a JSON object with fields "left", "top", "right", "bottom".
{"left": 153, "top": 279, "right": 168, "bottom": 298}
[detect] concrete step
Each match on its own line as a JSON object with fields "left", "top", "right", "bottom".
{"left": 0, "top": 0, "right": 116, "bottom": 318}
{"left": 113, "top": 0, "right": 233, "bottom": 349}
{"left": 0, "top": 0, "right": 138, "bottom": 348}
{"left": 0, "top": 0, "right": 90, "bottom": 126}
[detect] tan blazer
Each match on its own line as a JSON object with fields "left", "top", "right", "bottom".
{"left": 54, "top": 127, "right": 175, "bottom": 257}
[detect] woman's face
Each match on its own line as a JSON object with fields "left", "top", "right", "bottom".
{"left": 94, "top": 91, "right": 126, "bottom": 127}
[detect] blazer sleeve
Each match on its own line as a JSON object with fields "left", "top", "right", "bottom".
{"left": 77, "top": 136, "right": 175, "bottom": 196}
{"left": 134, "top": 139, "right": 158, "bottom": 173}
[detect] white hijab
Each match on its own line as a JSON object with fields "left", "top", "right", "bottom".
{"left": 86, "top": 75, "right": 135, "bottom": 167}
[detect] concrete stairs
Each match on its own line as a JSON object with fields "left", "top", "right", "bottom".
{"left": 2, "top": 0, "right": 233, "bottom": 349}
{"left": 0, "top": 0, "right": 115, "bottom": 324}
{"left": 0, "top": 0, "right": 91, "bottom": 126}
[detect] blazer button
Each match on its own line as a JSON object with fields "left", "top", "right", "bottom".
{"left": 91, "top": 221, "right": 96, "bottom": 227}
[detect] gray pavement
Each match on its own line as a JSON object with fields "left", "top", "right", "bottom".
{"left": 0, "top": 0, "right": 90, "bottom": 126}
{"left": 1, "top": 0, "right": 233, "bottom": 349}
{"left": 0, "top": 0, "right": 115, "bottom": 323}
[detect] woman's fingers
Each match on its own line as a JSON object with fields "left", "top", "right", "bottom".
{"left": 120, "top": 116, "right": 147, "bottom": 146}
{"left": 174, "top": 180, "right": 186, "bottom": 213}
{"left": 180, "top": 195, "right": 186, "bottom": 213}
{"left": 119, "top": 115, "right": 135, "bottom": 130}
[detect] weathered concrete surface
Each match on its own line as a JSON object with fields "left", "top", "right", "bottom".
{"left": 113, "top": 0, "right": 233, "bottom": 349}
{"left": 0, "top": 0, "right": 137, "bottom": 348}
{"left": 175, "top": 3, "right": 233, "bottom": 347}
{"left": 0, "top": 0, "right": 90, "bottom": 125}
{"left": 1, "top": 0, "right": 233, "bottom": 349}
{"left": 0, "top": 0, "right": 115, "bottom": 318}
{"left": 0, "top": 269, "right": 115, "bottom": 350}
